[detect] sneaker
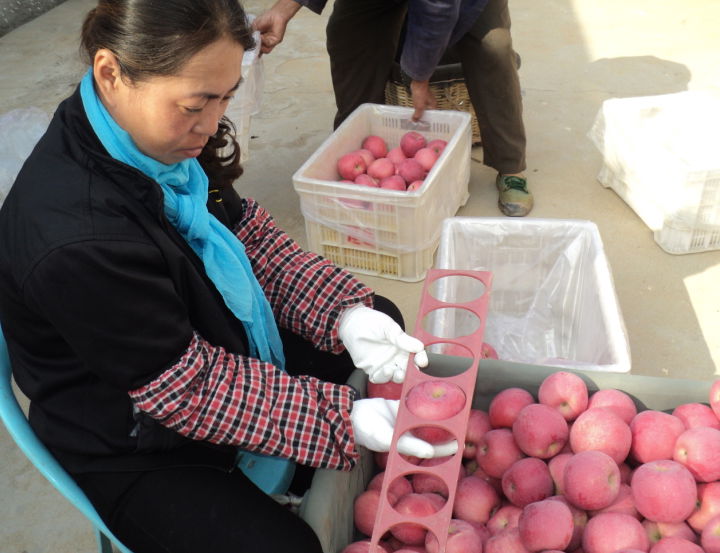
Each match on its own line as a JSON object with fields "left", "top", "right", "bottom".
{"left": 496, "top": 174, "right": 533, "bottom": 217}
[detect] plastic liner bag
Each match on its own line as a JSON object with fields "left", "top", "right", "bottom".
{"left": 430, "top": 217, "right": 631, "bottom": 373}
{"left": 224, "top": 26, "right": 265, "bottom": 163}
{"left": 0, "top": 107, "right": 51, "bottom": 207}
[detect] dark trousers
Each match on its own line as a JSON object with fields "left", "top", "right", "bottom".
{"left": 326, "top": 0, "right": 526, "bottom": 174}
{"left": 72, "top": 295, "right": 403, "bottom": 553}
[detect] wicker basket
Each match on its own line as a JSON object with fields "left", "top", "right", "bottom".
{"left": 385, "top": 63, "right": 481, "bottom": 145}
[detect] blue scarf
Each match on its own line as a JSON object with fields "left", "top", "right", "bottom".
{"left": 79, "top": 69, "right": 285, "bottom": 371}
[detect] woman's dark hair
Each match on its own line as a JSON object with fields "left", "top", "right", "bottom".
{"left": 80, "top": 0, "right": 255, "bottom": 188}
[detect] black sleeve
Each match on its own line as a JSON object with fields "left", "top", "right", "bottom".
{"left": 24, "top": 239, "right": 193, "bottom": 390}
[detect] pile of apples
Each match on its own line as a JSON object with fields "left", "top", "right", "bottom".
{"left": 336, "top": 132, "right": 447, "bottom": 193}
{"left": 342, "top": 370, "right": 720, "bottom": 553}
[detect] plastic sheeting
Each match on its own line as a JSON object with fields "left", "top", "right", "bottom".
{"left": 431, "top": 217, "right": 631, "bottom": 373}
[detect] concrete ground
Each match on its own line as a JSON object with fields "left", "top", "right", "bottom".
{"left": 1, "top": 0, "right": 719, "bottom": 551}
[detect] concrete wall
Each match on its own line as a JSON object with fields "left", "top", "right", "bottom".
{"left": 0, "top": 0, "right": 66, "bottom": 37}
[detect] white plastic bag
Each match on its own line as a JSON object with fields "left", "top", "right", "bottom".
{"left": 430, "top": 217, "right": 632, "bottom": 373}
{"left": 225, "top": 26, "right": 265, "bottom": 163}
{"left": 0, "top": 107, "right": 51, "bottom": 206}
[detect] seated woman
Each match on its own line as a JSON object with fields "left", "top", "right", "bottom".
{"left": 0, "top": 1, "right": 454, "bottom": 552}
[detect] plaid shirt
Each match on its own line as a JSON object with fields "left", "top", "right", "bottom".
{"left": 129, "top": 199, "right": 374, "bottom": 470}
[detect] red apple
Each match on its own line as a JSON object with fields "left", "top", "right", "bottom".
{"left": 367, "top": 471, "right": 412, "bottom": 502}
{"left": 425, "top": 519, "right": 483, "bottom": 553}
{"left": 674, "top": 426, "right": 720, "bottom": 482}
{"left": 354, "top": 489, "right": 384, "bottom": 537}
{"left": 651, "top": 537, "right": 704, "bottom": 553}
{"left": 673, "top": 402, "right": 720, "bottom": 430}
{"left": 400, "top": 131, "right": 427, "bottom": 157}
{"left": 464, "top": 409, "right": 492, "bottom": 459}
{"left": 538, "top": 370, "right": 589, "bottom": 421}
{"left": 569, "top": 407, "right": 632, "bottom": 464}
{"left": 589, "top": 483, "right": 640, "bottom": 519}
{"left": 512, "top": 403, "right": 569, "bottom": 458}
{"left": 397, "top": 158, "right": 427, "bottom": 184}
{"left": 487, "top": 504, "right": 523, "bottom": 535}
{"left": 386, "top": 146, "right": 407, "bottom": 165}
{"left": 502, "top": 457, "right": 554, "bottom": 508}
{"left": 361, "top": 135, "right": 388, "bottom": 159}
{"left": 414, "top": 147, "right": 439, "bottom": 172}
{"left": 582, "top": 512, "right": 649, "bottom": 553}
{"left": 689, "top": 482, "right": 720, "bottom": 532}
{"left": 642, "top": 519, "right": 698, "bottom": 545}
{"left": 563, "top": 450, "right": 620, "bottom": 511}
{"left": 546, "top": 495, "right": 588, "bottom": 551}
{"left": 354, "top": 173, "right": 378, "bottom": 187}
{"left": 484, "top": 527, "right": 531, "bottom": 553}
{"left": 390, "top": 493, "right": 444, "bottom": 545}
{"left": 547, "top": 452, "right": 572, "bottom": 495}
{"left": 587, "top": 388, "right": 638, "bottom": 424}
{"left": 337, "top": 152, "right": 367, "bottom": 180}
{"left": 412, "top": 456, "right": 461, "bottom": 497}
{"left": 518, "top": 499, "right": 574, "bottom": 552}
{"left": 407, "top": 180, "right": 424, "bottom": 191}
{"left": 481, "top": 342, "right": 499, "bottom": 359}
{"left": 489, "top": 388, "right": 535, "bottom": 428}
{"left": 353, "top": 148, "right": 376, "bottom": 167}
{"left": 629, "top": 410, "right": 686, "bottom": 463}
{"left": 427, "top": 138, "right": 447, "bottom": 156}
{"left": 406, "top": 380, "right": 466, "bottom": 420}
{"left": 379, "top": 175, "right": 407, "bottom": 190}
{"left": 702, "top": 513, "right": 720, "bottom": 553}
{"left": 710, "top": 380, "right": 720, "bottom": 420}
{"left": 367, "top": 158, "right": 395, "bottom": 180}
{"left": 477, "top": 428, "right": 526, "bottom": 478}
{"left": 631, "top": 459, "right": 697, "bottom": 523}
{"left": 453, "top": 474, "right": 501, "bottom": 524}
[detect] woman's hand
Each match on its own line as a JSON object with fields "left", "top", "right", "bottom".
{"left": 338, "top": 305, "right": 428, "bottom": 384}
{"left": 351, "top": 398, "right": 458, "bottom": 458}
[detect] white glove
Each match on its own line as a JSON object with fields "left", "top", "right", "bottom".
{"left": 338, "top": 305, "right": 428, "bottom": 384}
{"left": 350, "top": 398, "right": 458, "bottom": 459}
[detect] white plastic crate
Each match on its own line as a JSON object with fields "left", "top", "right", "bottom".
{"left": 589, "top": 91, "right": 720, "bottom": 254}
{"left": 292, "top": 103, "right": 472, "bottom": 281}
{"left": 430, "top": 217, "right": 631, "bottom": 373}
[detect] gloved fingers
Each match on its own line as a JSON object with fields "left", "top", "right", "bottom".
{"left": 387, "top": 329, "right": 426, "bottom": 356}
{"left": 413, "top": 349, "right": 429, "bottom": 368}
{"left": 432, "top": 439, "right": 459, "bottom": 458}
{"left": 391, "top": 365, "right": 406, "bottom": 383}
{"left": 368, "top": 364, "right": 396, "bottom": 384}
{"left": 397, "top": 432, "right": 435, "bottom": 459}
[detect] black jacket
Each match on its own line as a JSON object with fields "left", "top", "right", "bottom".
{"left": 0, "top": 86, "right": 250, "bottom": 473}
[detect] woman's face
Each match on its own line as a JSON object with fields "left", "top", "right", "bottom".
{"left": 98, "top": 37, "right": 244, "bottom": 165}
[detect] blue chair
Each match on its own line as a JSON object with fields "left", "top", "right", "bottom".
{"left": 0, "top": 326, "right": 134, "bottom": 553}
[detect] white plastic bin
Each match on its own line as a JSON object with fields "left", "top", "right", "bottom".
{"left": 431, "top": 217, "right": 631, "bottom": 373}
{"left": 292, "top": 103, "right": 472, "bottom": 282}
{"left": 589, "top": 91, "right": 720, "bottom": 254}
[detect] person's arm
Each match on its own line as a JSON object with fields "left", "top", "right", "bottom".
{"left": 400, "top": 0, "right": 461, "bottom": 121}
{"left": 26, "top": 239, "right": 360, "bottom": 470}
{"left": 128, "top": 331, "right": 359, "bottom": 470}
{"left": 252, "top": 0, "right": 328, "bottom": 54}
{"left": 233, "top": 198, "right": 374, "bottom": 353}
